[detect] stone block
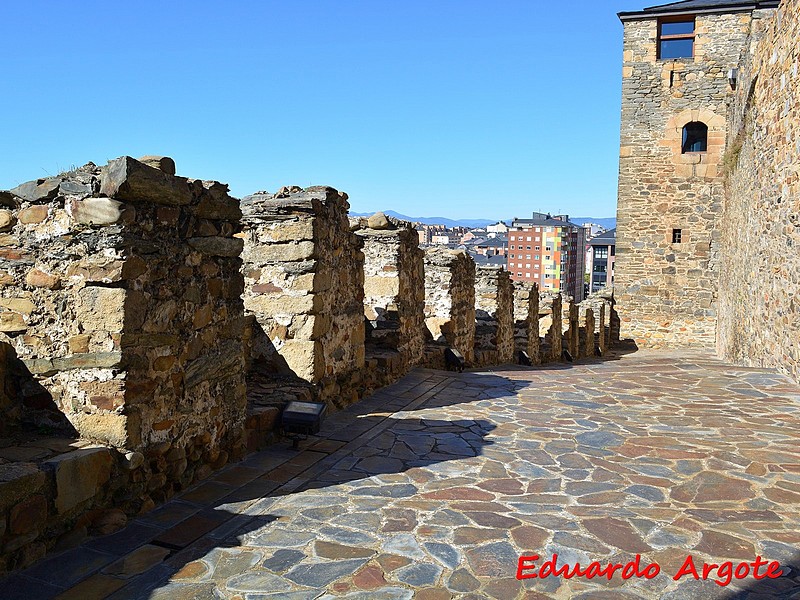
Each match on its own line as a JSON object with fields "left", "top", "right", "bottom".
{"left": 76, "top": 287, "right": 126, "bottom": 332}
{"left": 187, "top": 236, "right": 244, "bottom": 257}
{"left": 69, "top": 197, "right": 124, "bottom": 225}
{"left": 44, "top": 447, "right": 114, "bottom": 514}
{"left": 0, "top": 463, "right": 46, "bottom": 512}
{"left": 138, "top": 155, "right": 176, "bottom": 176}
{"left": 9, "top": 494, "right": 47, "bottom": 535}
{"left": 100, "top": 156, "right": 192, "bottom": 206}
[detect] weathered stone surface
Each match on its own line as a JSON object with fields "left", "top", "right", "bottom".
{"left": 0, "top": 209, "right": 15, "bottom": 232}
{"left": 242, "top": 186, "right": 365, "bottom": 404}
{"left": 138, "top": 155, "right": 176, "bottom": 176}
{"left": 187, "top": 236, "right": 244, "bottom": 257}
{"left": 367, "top": 212, "right": 392, "bottom": 230}
{"left": 0, "top": 463, "right": 45, "bottom": 512}
{"left": 357, "top": 222, "right": 425, "bottom": 388}
{"left": 474, "top": 266, "right": 514, "bottom": 366}
{"left": 11, "top": 178, "right": 61, "bottom": 203}
{"left": 45, "top": 447, "right": 114, "bottom": 514}
{"left": 9, "top": 494, "right": 47, "bottom": 535}
{"left": 25, "top": 268, "right": 59, "bottom": 289}
{"left": 718, "top": 0, "right": 800, "bottom": 384}
{"left": 69, "top": 197, "right": 124, "bottom": 225}
{"left": 100, "top": 156, "right": 192, "bottom": 205}
{"left": 422, "top": 248, "right": 476, "bottom": 367}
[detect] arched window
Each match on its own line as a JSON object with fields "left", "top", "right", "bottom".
{"left": 682, "top": 122, "right": 708, "bottom": 153}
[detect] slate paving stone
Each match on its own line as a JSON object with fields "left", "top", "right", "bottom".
{"left": 262, "top": 549, "right": 307, "bottom": 573}
{"left": 226, "top": 571, "right": 293, "bottom": 593}
{"left": 24, "top": 547, "right": 117, "bottom": 588}
{"left": 84, "top": 523, "right": 164, "bottom": 555}
{"left": 0, "top": 575, "right": 63, "bottom": 600}
{"left": 32, "top": 352, "right": 800, "bottom": 599}
{"left": 393, "top": 562, "right": 443, "bottom": 587}
{"left": 284, "top": 558, "right": 369, "bottom": 587}
{"left": 423, "top": 542, "right": 462, "bottom": 569}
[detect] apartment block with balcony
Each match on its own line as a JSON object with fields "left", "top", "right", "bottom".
{"left": 507, "top": 212, "right": 586, "bottom": 301}
{"left": 589, "top": 227, "right": 616, "bottom": 293}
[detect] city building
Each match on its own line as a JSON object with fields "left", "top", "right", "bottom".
{"left": 589, "top": 228, "right": 616, "bottom": 293}
{"left": 473, "top": 236, "right": 508, "bottom": 257}
{"left": 486, "top": 221, "right": 509, "bottom": 235}
{"left": 507, "top": 212, "right": 586, "bottom": 301}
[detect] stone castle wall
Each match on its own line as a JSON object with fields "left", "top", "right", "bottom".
{"left": 616, "top": 11, "right": 756, "bottom": 348}
{"left": 474, "top": 266, "right": 514, "bottom": 366}
{"left": 0, "top": 156, "right": 248, "bottom": 571}
{"left": 718, "top": 0, "right": 800, "bottom": 383}
{"left": 422, "top": 249, "right": 476, "bottom": 367}
{"left": 0, "top": 156, "right": 624, "bottom": 573}
{"left": 356, "top": 214, "right": 426, "bottom": 387}
{"left": 513, "top": 282, "right": 540, "bottom": 364}
{"left": 241, "top": 187, "right": 365, "bottom": 405}
{"left": 0, "top": 157, "right": 247, "bottom": 454}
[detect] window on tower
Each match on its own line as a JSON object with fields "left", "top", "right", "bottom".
{"left": 658, "top": 17, "right": 695, "bottom": 59}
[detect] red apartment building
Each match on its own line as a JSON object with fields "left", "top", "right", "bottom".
{"left": 507, "top": 213, "right": 587, "bottom": 302}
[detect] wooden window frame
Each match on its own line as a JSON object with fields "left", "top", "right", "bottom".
{"left": 657, "top": 16, "right": 696, "bottom": 60}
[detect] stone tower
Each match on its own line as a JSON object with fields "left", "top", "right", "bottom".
{"left": 615, "top": 0, "right": 777, "bottom": 348}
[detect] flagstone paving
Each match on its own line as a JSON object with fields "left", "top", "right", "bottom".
{"left": 2, "top": 349, "right": 800, "bottom": 599}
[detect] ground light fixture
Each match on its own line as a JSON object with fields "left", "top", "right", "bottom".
{"left": 281, "top": 401, "right": 328, "bottom": 449}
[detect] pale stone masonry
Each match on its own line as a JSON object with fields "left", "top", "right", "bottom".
{"left": 241, "top": 186, "right": 365, "bottom": 405}
{"left": 473, "top": 266, "right": 515, "bottom": 366}
{"left": 584, "top": 308, "right": 596, "bottom": 358}
{"left": 0, "top": 157, "right": 247, "bottom": 454}
{"left": 719, "top": 0, "right": 800, "bottom": 383}
{"left": 422, "top": 248, "right": 476, "bottom": 367}
{"left": 547, "top": 294, "right": 563, "bottom": 361}
{"left": 513, "top": 282, "right": 541, "bottom": 364}
{"left": 0, "top": 156, "right": 248, "bottom": 571}
{"left": 355, "top": 215, "right": 426, "bottom": 387}
{"left": 615, "top": 0, "right": 778, "bottom": 348}
{"left": 566, "top": 302, "right": 580, "bottom": 358}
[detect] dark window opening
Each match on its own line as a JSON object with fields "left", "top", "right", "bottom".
{"left": 658, "top": 17, "right": 695, "bottom": 59}
{"left": 682, "top": 122, "right": 708, "bottom": 153}
{"left": 672, "top": 229, "right": 682, "bottom": 244}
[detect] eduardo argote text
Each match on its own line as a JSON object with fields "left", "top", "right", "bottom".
{"left": 517, "top": 553, "right": 783, "bottom": 587}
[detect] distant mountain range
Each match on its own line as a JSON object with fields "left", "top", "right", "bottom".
{"left": 350, "top": 210, "right": 616, "bottom": 230}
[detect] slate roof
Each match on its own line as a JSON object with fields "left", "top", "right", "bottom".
{"left": 589, "top": 228, "right": 616, "bottom": 246}
{"left": 619, "top": 0, "right": 778, "bottom": 19}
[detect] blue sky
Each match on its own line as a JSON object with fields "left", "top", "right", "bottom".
{"left": 1, "top": 0, "right": 645, "bottom": 219}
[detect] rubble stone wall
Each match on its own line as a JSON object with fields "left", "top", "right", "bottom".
{"left": 474, "top": 266, "right": 514, "bottom": 366}
{"left": 0, "top": 156, "right": 247, "bottom": 571}
{"left": 0, "top": 157, "right": 247, "bottom": 454}
{"left": 719, "top": 0, "right": 800, "bottom": 383}
{"left": 513, "top": 283, "right": 540, "bottom": 364}
{"left": 356, "top": 217, "right": 426, "bottom": 387}
{"left": 422, "top": 249, "right": 476, "bottom": 367}
{"left": 547, "top": 294, "right": 563, "bottom": 361}
{"left": 241, "top": 187, "right": 365, "bottom": 405}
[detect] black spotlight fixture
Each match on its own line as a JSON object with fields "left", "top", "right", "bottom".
{"left": 562, "top": 349, "right": 573, "bottom": 363}
{"left": 281, "top": 401, "right": 327, "bottom": 449}
{"left": 444, "top": 348, "right": 465, "bottom": 372}
{"left": 518, "top": 350, "right": 532, "bottom": 366}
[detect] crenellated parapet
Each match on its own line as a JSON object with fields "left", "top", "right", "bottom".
{"left": 513, "top": 282, "right": 541, "bottom": 365}
{"left": 354, "top": 213, "right": 426, "bottom": 388}
{"left": 474, "top": 266, "right": 515, "bottom": 366}
{"left": 422, "top": 248, "right": 476, "bottom": 368}
{"left": 241, "top": 186, "right": 365, "bottom": 407}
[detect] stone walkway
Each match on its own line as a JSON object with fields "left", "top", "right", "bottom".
{"left": 2, "top": 349, "right": 800, "bottom": 599}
